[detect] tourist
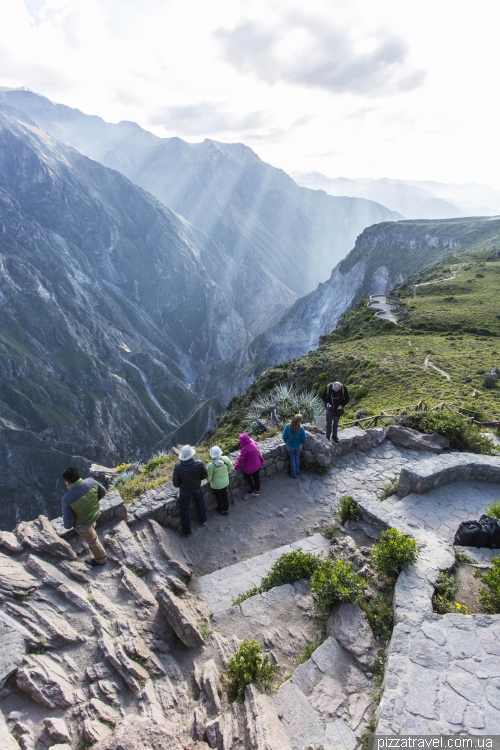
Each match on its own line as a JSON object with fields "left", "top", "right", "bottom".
{"left": 207, "top": 446, "right": 233, "bottom": 515}
{"left": 172, "top": 445, "right": 208, "bottom": 537}
{"left": 234, "top": 433, "right": 265, "bottom": 496}
{"left": 61, "top": 467, "right": 107, "bottom": 566}
{"left": 321, "top": 381, "right": 350, "bottom": 443}
{"left": 282, "top": 413, "right": 307, "bottom": 479}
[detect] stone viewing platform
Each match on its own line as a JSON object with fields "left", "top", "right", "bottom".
{"left": 1, "top": 423, "right": 499, "bottom": 747}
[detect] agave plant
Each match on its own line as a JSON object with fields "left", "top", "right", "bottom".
{"left": 110, "top": 469, "right": 136, "bottom": 487}
{"left": 244, "top": 383, "right": 323, "bottom": 429}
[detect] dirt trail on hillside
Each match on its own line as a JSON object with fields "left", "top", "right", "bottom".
{"left": 424, "top": 354, "right": 451, "bottom": 380}
{"left": 413, "top": 262, "right": 464, "bottom": 297}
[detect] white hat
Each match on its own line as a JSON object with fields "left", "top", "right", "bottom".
{"left": 179, "top": 445, "right": 196, "bottom": 461}
{"left": 210, "top": 446, "right": 223, "bottom": 458}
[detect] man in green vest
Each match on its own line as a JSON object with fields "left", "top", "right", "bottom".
{"left": 321, "top": 381, "right": 350, "bottom": 443}
{"left": 61, "top": 467, "right": 107, "bottom": 566}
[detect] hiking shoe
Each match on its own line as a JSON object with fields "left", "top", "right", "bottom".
{"left": 252, "top": 490, "right": 260, "bottom": 496}
{"left": 246, "top": 490, "right": 255, "bottom": 496}
{"left": 177, "top": 524, "right": 191, "bottom": 537}
{"left": 201, "top": 522, "right": 207, "bottom": 527}
{"left": 332, "top": 437, "right": 339, "bottom": 443}
{"left": 84, "top": 557, "right": 106, "bottom": 567}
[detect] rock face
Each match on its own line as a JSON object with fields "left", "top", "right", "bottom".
{"left": 91, "top": 715, "right": 189, "bottom": 750}
{"left": 0, "top": 531, "right": 23, "bottom": 553}
{"left": 0, "top": 720, "right": 20, "bottom": 750}
{"left": 387, "top": 425, "right": 450, "bottom": 453}
{"left": 0, "top": 612, "right": 27, "bottom": 688}
{"left": 16, "top": 654, "right": 75, "bottom": 708}
{"left": 16, "top": 516, "right": 76, "bottom": 560}
{"left": 44, "top": 717, "right": 71, "bottom": 744}
{"left": 245, "top": 683, "right": 293, "bottom": 750}
{"left": 155, "top": 587, "right": 205, "bottom": 648}
{"left": 327, "top": 603, "right": 376, "bottom": 670}
{"left": 0, "top": 554, "right": 40, "bottom": 598}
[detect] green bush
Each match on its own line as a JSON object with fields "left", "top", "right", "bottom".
{"left": 475, "top": 558, "right": 500, "bottom": 613}
{"left": 225, "top": 639, "right": 278, "bottom": 701}
{"left": 260, "top": 549, "right": 321, "bottom": 592}
{"left": 359, "top": 593, "right": 394, "bottom": 641}
{"left": 337, "top": 495, "right": 360, "bottom": 524}
{"left": 454, "top": 547, "right": 475, "bottom": 564}
{"left": 371, "top": 529, "right": 419, "bottom": 580}
{"left": 232, "top": 549, "right": 321, "bottom": 605}
{"left": 483, "top": 375, "right": 498, "bottom": 390}
{"left": 406, "top": 411, "right": 498, "bottom": 455}
{"left": 434, "top": 571, "right": 458, "bottom": 600}
{"left": 486, "top": 500, "right": 500, "bottom": 519}
{"left": 352, "top": 386, "right": 369, "bottom": 400}
{"left": 310, "top": 559, "right": 366, "bottom": 612}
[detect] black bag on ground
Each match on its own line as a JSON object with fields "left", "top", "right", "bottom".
{"left": 453, "top": 514, "right": 500, "bottom": 549}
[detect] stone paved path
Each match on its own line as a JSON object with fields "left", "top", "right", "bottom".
{"left": 195, "top": 533, "right": 331, "bottom": 612}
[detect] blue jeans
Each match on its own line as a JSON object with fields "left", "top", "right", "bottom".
{"left": 287, "top": 447, "right": 302, "bottom": 478}
{"left": 178, "top": 488, "right": 207, "bottom": 535}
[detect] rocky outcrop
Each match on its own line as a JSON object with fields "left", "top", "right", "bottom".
{"left": 16, "top": 516, "right": 76, "bottom": 560}
{"left": 386, "top": 425, "right": 450, "bottom": 453}
{"left": 44, "top": 717, "right": 71, "bottom": 744}
{"left": 0, "top": 532, "right": 23, "bottom": 553}
{"left": 16, "top": 654, "right": 76, "bottom": 708}
{"left": 155, "top": 587, "right": 205, "bottom": 648}
{"left": 327, "top": 604, "right": 376, "bottom": 670}
{"left": 245, "top": 683, "right": 293, "bottom": 750}
{"left": 103, "top": 521, "right": 151, "bottom": 574}
{"left": 0, "top": 612, "right": 27, "bottom": 688}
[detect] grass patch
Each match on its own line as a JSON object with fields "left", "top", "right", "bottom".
{"left": 454, "top": 547, "right": 475, "bottom": 564}
{"left": 360, "top": 593, "right": 394, "bottom": 642}
{"left": 128, "top": 565, "right": 147, "bottom": 578}
{"left": 379, "top": 477, "right": 399, "bottom": 501}
{"left": 298, "top": 638, "right": 325, "bottom": 664}
{"left": 232, "top": 549, "right": 322, "bottom": 605}
{"left": 475, "top": 557, "right": 500, "bottom": 613}
{"left": 197, "top": 618, "right": 213, "bottom": 640}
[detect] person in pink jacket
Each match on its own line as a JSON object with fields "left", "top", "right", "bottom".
{"left": 234, "top": 433, "right": 265, "bottom": 496}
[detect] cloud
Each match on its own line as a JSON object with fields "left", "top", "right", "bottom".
{"left": 149, "top": 101, "right": 269, "bottom": 135}
{"left": 214, "top": 13, "right": 426, "bottom": 97}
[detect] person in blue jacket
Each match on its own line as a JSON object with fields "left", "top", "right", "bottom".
{"left": 282, "top": 413, "right": 307, "bottom": 479}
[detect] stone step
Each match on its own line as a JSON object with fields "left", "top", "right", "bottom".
{"left": 195, "top": 533, "right": 331, "bottom": 612}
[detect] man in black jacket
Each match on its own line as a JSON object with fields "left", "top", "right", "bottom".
{"left": 172, "top": 445, "right": 208, "bottom": 537}
{"left": 321, "top": 381, "right": 350, "bottom": 443}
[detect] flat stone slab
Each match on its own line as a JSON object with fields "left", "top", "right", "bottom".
{"left": 0, "top": 612, "right": 27, "bottom": 688}
{"left": 155, "top": 587, "right": 205, "bottom": 648}
{"left": 0, "top": 553, "right": 40, "bottom": 599}
{"left": 17, "top": 515, "right": 76, "bottom": 559}
{"left": 195, "top": 533, "right": 331, "bottom": 612}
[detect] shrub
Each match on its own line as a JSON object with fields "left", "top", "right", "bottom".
{"left": 354, "top": 408, "right": 369, "bottom": 420}
{"left": 371, "top": 529, "right": 419, "bottom": 580}
{"left": 143, "top": 453, "right": 169, "bottom": 473}
{"left": 379, "top": 477, "right": 399, "bottom": 501}
{"left": 260, "top": 549, "right": 321, "bottom": 592}
{"left": 434, "top": 571, "right": 457, "bottom": 601}
{"left": 406, "top": 411, "right": 498, "bottom": 455}
{"left": 475, "top": 558, "right": 500, "bottom": 613}
{"left": 352, "top": 386, "right": 369, "bottom": 400}
{"left": 337, "top": 495, "right": 360, "bottom": 524}
{"left": 310, "top": 559, "right": 366, "bottom": 612}
{"left": 359, "top": 593, "right": 394, "bottom": 641}
{"left": 486, "top": 500, "right": 500, "bottom": 519}
{"left": 483, "top": 374, "right": 498, "bottom": 390}
{"left": 225, "top": 639, "right": 278, "bottom": 701}
{"left": 298, "top": 639, "right": 324, "bottom": 664}
{"left": 115, "top": 462, "right": 132, "bottom": 472}
{"left": 244, "top": 383, "right": 323, "bottom": 428}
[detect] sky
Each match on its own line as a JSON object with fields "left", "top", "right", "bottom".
{"left": 1, "top": 0, "right": 500, "bottom": 187}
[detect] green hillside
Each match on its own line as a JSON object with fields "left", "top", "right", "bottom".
{"left": 210, "top": 245, "right": 500, "bottom": 451}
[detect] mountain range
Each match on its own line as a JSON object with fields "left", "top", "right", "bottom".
{"left": 292, "top": 171, "right": 500, "bottom": 220}
{"left": 0, "top": 89, "right": 400, "bottom": 529}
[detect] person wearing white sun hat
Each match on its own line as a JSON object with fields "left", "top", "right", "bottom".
{"left": 172, "top": 445, "right": 208, "bottom": 537}
{"left": 206, "top": 445, "right": 233, "bottom": 516}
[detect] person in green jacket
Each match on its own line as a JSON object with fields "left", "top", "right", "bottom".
{"left": 61, "top": 467, "right": 107, "bottom": 566}
{"left": 206, "top": 446, "right": 233, "bottom": 515}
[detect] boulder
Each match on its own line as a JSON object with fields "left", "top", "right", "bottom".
{"left": 0, "top": 531, "right": 23, "bottom": 553}
{"left": 104, "top": 521, "right": 151, "bottom": 573}
{"left": 0, "top": 612, "right": 27, "bottom": 688}
{"left": 327, "top": 603, "right": 376, "bottom": 670}
{"left": 302, "top": 430, "right": 334, "bottom": 468}
{"left": 386, "top": 425, "right": 450, "bottom": 453}
{"left": 205, "top": 716, "right": 223, "bottom": 749}
{"left": 83, "top": 719, "right": 112, "bottom": 744}
{"left": 202, "top": 659, "right": 221, "bottom": 714}
{"left": 90, "top": 464, "right": 118, "bottom": 487}
{"left": 43, "top": 717, "right": 71, "bottom": 744}
{"left": 16, "top": 654, "right": 75, "bottom": 708}
{"left": 246, "top": 683, "right": 293, "bottom": 750}
{"left": 365, "top": 427, "right": 387, "bottom": 447}
{"left": 17, "top": 516, "right": 76, "bottom": 560}
{"left": 0, "top": 554, "right": 40, "bottom": 599}
{"left": 155, "top": 587, "right": 205, "bottom": 648}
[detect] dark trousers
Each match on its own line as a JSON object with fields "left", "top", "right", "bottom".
{"left": 244, "top": 470, "right": 261, "bottom": 491}
{"left": 325, "top": 409, "right": 341, "bottom": 440}
{"left": 178, "top": 488, "right": 206, "bottom": 535}
{"left": 214, "top": 487, "right": 229, "bottom": 512}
